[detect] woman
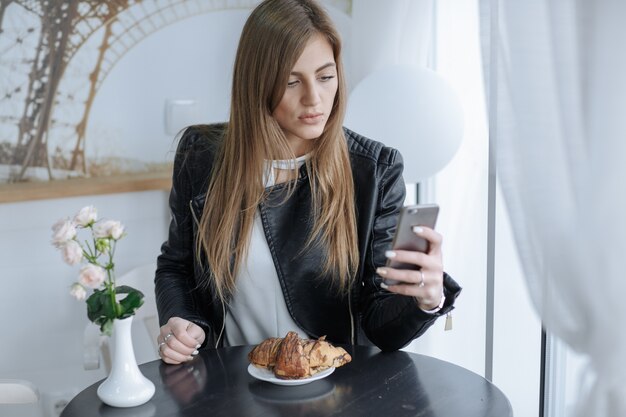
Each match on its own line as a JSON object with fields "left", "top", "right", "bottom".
{"left": 155, "top": 0, "right": 461, "bottom": 364}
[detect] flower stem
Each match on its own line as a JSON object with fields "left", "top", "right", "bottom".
{"left": 106, "top": 268, "right": 120, "bottom": 317}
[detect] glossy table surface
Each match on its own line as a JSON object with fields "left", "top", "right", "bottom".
{"left": 61, "top": 345, "right": 512, "bottom": 417}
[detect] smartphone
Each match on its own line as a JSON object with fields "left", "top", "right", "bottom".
{"left": 383, "top": 203, "right": 440, "bottom": 285}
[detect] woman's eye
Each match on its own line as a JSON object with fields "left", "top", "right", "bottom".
{"left": 319, "top": 75, "right": 336, "bottom": 82}
{"left": 287, "top": 80, "right": 299, "bottom": 87}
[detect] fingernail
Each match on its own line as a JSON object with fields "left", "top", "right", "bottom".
{"left": 192, "top": 350, "right": 199, "bottom": 356}
{"left": 380, "top": 282, "right": 389, "bottom": 289}
{"left": 385, "top": 250, "right": 396, "bottom": 258}
{"left": 195, "top": 344, "right": 201, "bottom": 349}
{"left": 187, "top": 356, "right": 194, "bottom": 361}
{"left": 412, "top": 226, "right": 423, "bottom": 234}
{"left": 376, "top": 267, "right": 387, "bottom": 276}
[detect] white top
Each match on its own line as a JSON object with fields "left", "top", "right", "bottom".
{"left": 224, "top": 155, "right": 309, "bottom": 346}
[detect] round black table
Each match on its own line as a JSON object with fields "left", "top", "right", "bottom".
{"left": 61, "top": 345, "right": 512, "bottom": 417}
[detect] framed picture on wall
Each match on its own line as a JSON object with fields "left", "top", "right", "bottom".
{"left": 0, "top": 1, "right": 190, "bottom": 202}
{"left": 0, "top": 0, "right": 353, "bottom": 204}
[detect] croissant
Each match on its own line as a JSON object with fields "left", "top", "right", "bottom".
{"left": 248, "top": 331, "right": 352, "bottom": 379}
{"left": 246, "top": 337, "right": 282, "bottom": 369}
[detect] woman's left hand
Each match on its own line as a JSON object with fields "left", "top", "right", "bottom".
{"left": 376, "top": 226, "right": 444, "bottom": 311}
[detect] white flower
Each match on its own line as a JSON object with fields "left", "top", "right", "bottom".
{"left": 51, "top": 219, "right": 77, "bottom": 248}
{"left": 69, "top": 283, "right": 87, "bottom": 301}
{"left": 79, "top": 264, "right": 106, "bottom": 289}
{"left": 93, "top": 220, "right": 125, "bottom": 240}
{"left": 74, "top": 205, "right": 98, "bottom": 227}
{"left": 61, "top": 240, "right": 83, "bottom": 265}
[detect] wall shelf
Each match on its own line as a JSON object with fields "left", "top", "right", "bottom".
{"left": 0, "top": 170, "right": 172, "bottom": 204}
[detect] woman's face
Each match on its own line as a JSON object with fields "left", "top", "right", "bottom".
{"left": 273, "top": 32, "right": 338, "bottom": 156}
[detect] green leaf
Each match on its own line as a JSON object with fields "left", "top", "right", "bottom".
{"left": 101, "top": 319, "right": 114, "bottom": 336}
{"left": 117, "top": 286, "right": 145, "bottom": 319}
{"left": 115, "top": 285, "right": 143, "bottom": 296}
{"left": 86, "top": 289, "right": 105, "bottom": 322}
{"left": 86, "top": 288, "right": 118, "bottom": 330}
{"left": 85, "top": 285, "right": 145, "bottom": 334}
{"left": 101, "top": 294, "right": 117, "bottom": 318}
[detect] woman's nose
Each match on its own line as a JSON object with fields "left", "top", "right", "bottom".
{"left": 302, "top": 83, "right": 322, "bottom": 106}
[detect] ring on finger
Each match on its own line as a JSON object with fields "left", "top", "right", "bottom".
{"left": 418, "top": 270, "right": 425, "bottom": 287}
{"left": 164, "top": 332, "right": 173, "bottom": 342}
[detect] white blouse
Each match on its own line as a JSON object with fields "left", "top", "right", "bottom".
{"left": 224, "top": 155, "right": 310, "bottom": 346}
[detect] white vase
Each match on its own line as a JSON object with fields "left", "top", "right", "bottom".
{"left": 97, "top": 316, "right": 156, "bottom": 407}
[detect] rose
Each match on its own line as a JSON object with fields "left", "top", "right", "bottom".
{"left": 70, "top": 283, "right": 87, "bottom": 301}
{"left": 51, "top": 219, "right": 76, "bottom": 248}
{"left": 74, "top": 205, "right": 98, "bottom": 227}
{"left": 52, "top": 206, "right": 143, "bottom": 336}
{"left": 93, "top": 220, "right": 125, "bottom": 240}
{"left": 79, "top": 263, "right": 106, "bottom": 289}
{"left": 62, "top": 240, "right": 83, "bottom": 265}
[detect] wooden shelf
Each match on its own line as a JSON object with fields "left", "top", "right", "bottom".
{"left": 0, "top": 171, "right": 172, "bottom": 204}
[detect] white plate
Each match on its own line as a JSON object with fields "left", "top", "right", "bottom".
{"left": 247, "top": 364, "right": 335, "bottom": 386}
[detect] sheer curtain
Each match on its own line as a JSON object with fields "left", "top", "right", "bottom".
{"left": 486, "top": 1, "right": 626, "bottom": 416}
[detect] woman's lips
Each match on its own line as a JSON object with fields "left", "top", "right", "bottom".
{"left": 299, "top": 113, "right": 324, "bottom": 124}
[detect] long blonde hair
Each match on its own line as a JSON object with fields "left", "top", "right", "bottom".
{"left": 197, "top": 0, "right": 358, "bottom": 302}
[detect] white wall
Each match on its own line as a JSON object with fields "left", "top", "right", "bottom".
{"left": 0, "top": 191, "right": 169, "bottom": 416}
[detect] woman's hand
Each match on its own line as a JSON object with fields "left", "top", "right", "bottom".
{"left": 158, "top": 317, "right": 206, "bottom": 364}
{"left": 377, "top": 226, "right": 445, "bottom": 311}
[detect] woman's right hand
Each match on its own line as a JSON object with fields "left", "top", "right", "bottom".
{"left": 158, "top": 317, "right": 206, "bottom": 364}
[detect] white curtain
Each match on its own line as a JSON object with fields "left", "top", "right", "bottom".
{"left": 490, "top": 1, "right": 626, "bottom": 416}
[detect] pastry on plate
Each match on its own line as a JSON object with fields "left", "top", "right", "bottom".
{"left": 248, "top": 331, "right": 351, "bottom": 379}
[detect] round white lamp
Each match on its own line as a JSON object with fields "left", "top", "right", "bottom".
{"left": 345, "top": 65, "right": 464, "bottom": 183}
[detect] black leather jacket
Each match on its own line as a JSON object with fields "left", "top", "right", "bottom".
{"left": 155, "top": 124, "right": 461, "bottom": 352}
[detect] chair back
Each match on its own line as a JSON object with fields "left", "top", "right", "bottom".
{"left": 0, "top": 379, "right": 40, "bottom": 417}
{"left": 0, "top": 379, "right": 38, "bottom": 404}
{"left": 118, "top": 262, "right": 160, "bottom": 363}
